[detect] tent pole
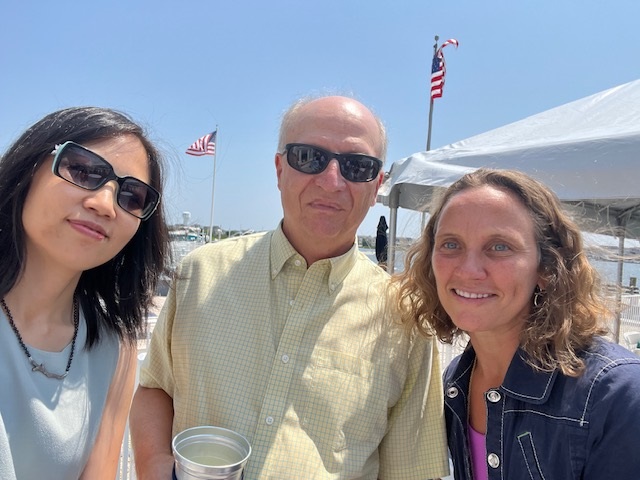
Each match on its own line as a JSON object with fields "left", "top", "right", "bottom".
{"left": 613, "top": 233, "right": 624, "bottom": 343}
{"left": 388, "top": 188, "right": 400, "bottom": 274}
{"left": 613, "top": 212, "right": 633, "bottom": 343}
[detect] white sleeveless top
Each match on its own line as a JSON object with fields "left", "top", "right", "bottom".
{"left": 0, "top": 308, "right": 120, "bottom": 479}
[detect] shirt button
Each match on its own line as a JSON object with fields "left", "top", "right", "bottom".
{"left": 446, "top": 386, "right": 459, "bottom": 398}
{"left": 487, "top": 453, "right": 500, "bottom": 468}
{"left": 294, "top": 259, "right": 301, "bottom": 267}
{"left": 265, "top": 416, "right": 274, "bottom": 425}
{"left": 486, "top": 390, "right": 501, "bottom": 403}
{"left": 281, "top": 354, "right": 290, "bottom": 363}
{"left": 289, "top": 299, "right": 295, "bottom": 306}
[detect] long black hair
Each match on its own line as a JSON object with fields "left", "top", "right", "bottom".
{"left": 0, "top": 107, "right": 170, "bottom": 347}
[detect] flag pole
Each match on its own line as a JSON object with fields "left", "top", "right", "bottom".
{"left": 422, "top": 36, "right": 440, "bottom": 230}
{"left": 207, "top": 125, "right": 218, "bottom": 243}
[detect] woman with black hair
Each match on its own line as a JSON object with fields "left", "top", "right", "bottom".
{"left": 0, "top": 107, "right": 170, "bottom": 479}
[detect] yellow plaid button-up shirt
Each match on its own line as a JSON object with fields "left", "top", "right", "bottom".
{"left": 140, "top": 226, "right": 449, "bottom": 479}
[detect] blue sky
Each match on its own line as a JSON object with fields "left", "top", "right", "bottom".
{"left": 2, "top": 1, "right": 639, "bottom": 239}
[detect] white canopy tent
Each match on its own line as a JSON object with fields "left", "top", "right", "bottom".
{"left": 377, "top": 79, "right": 640, "bottom": 340}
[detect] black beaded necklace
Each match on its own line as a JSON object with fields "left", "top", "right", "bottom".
{"left": 1, "top": 297, "right": 79, "bottom": 380}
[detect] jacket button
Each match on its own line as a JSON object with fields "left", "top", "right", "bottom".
{"left": 446, "top": 386, "right": 459, "bottom": 398}
{"left": 487, "top": 453, "right": 500, "bottom": 468}
{"left": 486, "top": 390, "right": 501, "bottom": 402}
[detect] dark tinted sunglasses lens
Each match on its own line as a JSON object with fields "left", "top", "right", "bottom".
{"left": 118, "top": 179, "right": 159, "bottom": 218}
{"left": 341, "top": 156, "right": 381, "bottom": 182}
{"left": 57, "top": 145, "right": 110, "bottom": 189}
{"left": 288, "top": 146, "right": 328, "bottom": 174}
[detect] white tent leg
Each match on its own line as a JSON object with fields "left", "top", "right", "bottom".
{"left": 387, "top": 189, "right": 400, "bottom": 274}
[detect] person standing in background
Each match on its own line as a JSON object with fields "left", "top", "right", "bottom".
{"left": 376, "top": 214, "right": 389, "bottom": 269}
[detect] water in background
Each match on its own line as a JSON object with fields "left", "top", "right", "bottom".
{"left": 590, "top": 259, "right": 640, "bottom": 287}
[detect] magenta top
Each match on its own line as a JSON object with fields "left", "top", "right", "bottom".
{"left": 468, "top": 424, "right": 488, "bottom": 480}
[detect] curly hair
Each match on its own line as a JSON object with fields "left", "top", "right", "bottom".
{"left": 393, "top": 168, "right": 609, "bottom": 376}
{"left": 0, "top": 107, "right": 170, "bottom": 348}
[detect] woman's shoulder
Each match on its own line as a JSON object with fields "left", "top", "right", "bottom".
{"left": 579, "top": 336, "right": 640, "bottom": 388}
{"left": 570, "top": 337, "right": 640, "bottom": 429}
{"left": 80, "top": 315, "right": 121, "bottom": 367}
{"left": 585, "top": 336, "right": 640, "bottom": 364}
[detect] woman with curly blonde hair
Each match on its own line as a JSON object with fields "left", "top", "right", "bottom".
{"left": 394, "top": 168, "right": 640, "bottom": 480}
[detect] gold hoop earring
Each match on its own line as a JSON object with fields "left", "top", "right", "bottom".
{"left": 533, "top": 287, "right": 546, "bottom": 307}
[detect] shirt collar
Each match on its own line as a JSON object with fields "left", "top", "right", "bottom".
{"left": 270, "top": 224, "right": 299, "bottom": 277}
{"left": 270, "top": 223, "right": 359, "bottom": 290}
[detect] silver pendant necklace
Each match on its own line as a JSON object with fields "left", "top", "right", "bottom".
{"left": 1, "top": 297, "right": 79, "bottom": 380}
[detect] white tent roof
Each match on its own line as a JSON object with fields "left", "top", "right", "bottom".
{"left": 378, "top": 79, "right": 640, "bottom": 237}
{"left": 377, "top": 159, "right": 476, "bottom": 211}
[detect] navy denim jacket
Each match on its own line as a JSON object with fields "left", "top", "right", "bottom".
{"left": 444, "top": 337, "right": 640, "bottom": 479}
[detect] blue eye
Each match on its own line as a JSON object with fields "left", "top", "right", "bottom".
{"left": 443, "top": 241, "right": 458, "bottom": 249}
{"left": 493, "top": 243, "right": 510, "bottom": 252}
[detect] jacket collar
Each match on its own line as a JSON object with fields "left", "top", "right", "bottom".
{"left": 449, "top": 345, "right": 558, "bottom": 405}
{"left": 501, "top": 350, "right": 558, "bottom": 404}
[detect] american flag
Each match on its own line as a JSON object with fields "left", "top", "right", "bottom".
{"left": 186, "top": 131, "right": 217, "bottom": 156}
{"left": 430, "top": 38, "right": 459, "bottom": 100}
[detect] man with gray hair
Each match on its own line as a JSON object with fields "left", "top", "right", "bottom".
{"left": 129, "top": 95, "right": 449, "bottom": 479}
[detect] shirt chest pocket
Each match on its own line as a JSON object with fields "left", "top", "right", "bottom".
{"left": 301, "top": 348, "right": 388, "bottom": 454}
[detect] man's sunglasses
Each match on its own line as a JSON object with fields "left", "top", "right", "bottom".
{"left": 284, "top": 143, "right": 383, "bottom": 183}
{"left": 51, "top": 141, "right": 160, "bottom": 221}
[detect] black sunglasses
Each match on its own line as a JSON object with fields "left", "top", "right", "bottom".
{"left": 51, "top": 141, "right": 160, "bottom": 221}
{"left": 284, "top": 143, "right": 383, "bottom": 183}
